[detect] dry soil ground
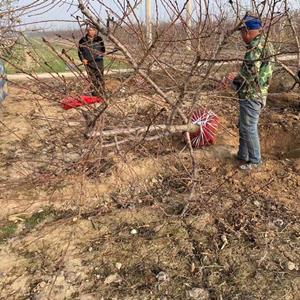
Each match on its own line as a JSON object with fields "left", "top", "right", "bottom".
{"left": 0, "top": 79, "right": 299, "bottom": 300}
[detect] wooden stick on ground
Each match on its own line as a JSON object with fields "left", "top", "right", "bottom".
{"left": 87, "top": 123, "right": 199, "bottom": 138}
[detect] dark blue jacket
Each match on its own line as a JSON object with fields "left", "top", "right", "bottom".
{"left": 78, "top": 35, "right": 105, "bottom": 68}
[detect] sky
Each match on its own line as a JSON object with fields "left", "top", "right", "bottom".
{"left": 17, "top": 0, "right": 300, "bottom": 31}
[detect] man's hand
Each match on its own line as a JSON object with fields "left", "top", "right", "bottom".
{"left": 227, "top": 72, "right": 238, "bottom": 82}
{"left": 221, "top": 72, "right": 238, "bottom": 88}
{"left": 82, "top": 59, "right": 89, "bottom": 66}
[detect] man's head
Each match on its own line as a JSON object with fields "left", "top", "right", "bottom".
{"left": 239, "top": 16, "right": 262, "bottom": 44}
{"left": 86, "top": 25, "right": 97, "bottom": 38}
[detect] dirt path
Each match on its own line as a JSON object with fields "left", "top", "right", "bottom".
{"left": 7, "top": 68, "right": 133, "bottom": 81}
{"left": 7, "top": 54, "right": 298, "bottom": 81}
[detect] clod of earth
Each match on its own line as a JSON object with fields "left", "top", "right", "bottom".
{"left": 187, "top": 288, "right": 210, "bottom": 300}
{"left": 287, "top": 261, "right": 297, "bottom": 271}
{"left": 156, "top": 271, "right": 168, "bottom": 282}
{"left": 104, "top": 273, "right": 123, "bottom": 285}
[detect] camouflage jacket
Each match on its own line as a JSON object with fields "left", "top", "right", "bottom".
{"left": 233, "top": 35, "right": 274, "bottom": 106}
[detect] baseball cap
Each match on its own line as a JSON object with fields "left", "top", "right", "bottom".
{"left": 239, "top": 15, "right": 262, "bottom": 30}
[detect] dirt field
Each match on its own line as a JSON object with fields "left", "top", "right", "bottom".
{"left": 0, "top": 79, "right": 299, "bottom": 299}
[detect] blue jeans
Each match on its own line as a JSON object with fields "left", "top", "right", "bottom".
{"left": 237, "top": 100, "right": 262, "bottom": 164}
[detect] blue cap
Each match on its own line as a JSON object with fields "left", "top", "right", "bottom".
{"left": 239, "top": 16, "right": 262, "bottom": 30}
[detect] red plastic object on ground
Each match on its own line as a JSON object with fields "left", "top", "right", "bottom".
{"left": 61, "top": 95, "right": 104, "bottom": 110}
{"left": 189, "top": 109, "right": 219, "bottom": 148}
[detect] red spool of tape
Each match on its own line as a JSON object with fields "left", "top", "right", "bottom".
{"left": 189, "top": 109, "right": 219, "bottom": 148}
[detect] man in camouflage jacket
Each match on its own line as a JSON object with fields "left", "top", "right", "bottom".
{"left": 227, "top": 15, "right": 274, "bottom": 170}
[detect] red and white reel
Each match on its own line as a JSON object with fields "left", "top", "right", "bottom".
{"left": 189, "top": 109, "right": 219, "bottom": 148}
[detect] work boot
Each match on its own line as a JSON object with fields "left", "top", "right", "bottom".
{"left": 239, "top": 162, "right": 261, "bottom": 170}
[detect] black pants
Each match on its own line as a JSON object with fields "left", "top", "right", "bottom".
{"left": 86, "top": 60, "right": 104, "bottom": 96}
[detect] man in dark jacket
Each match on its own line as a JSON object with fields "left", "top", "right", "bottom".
{"left": 78, "top": 25, "right": 106, "bottom": 96}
